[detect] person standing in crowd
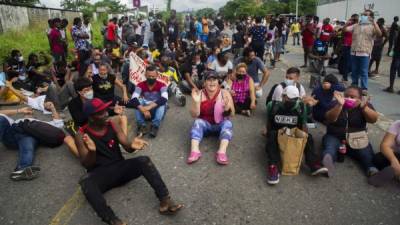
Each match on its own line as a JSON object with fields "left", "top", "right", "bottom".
{"left": 291, "top": 19, "right": 301, "bottom": 46}
{"left": 320, "top": 18, "right": 334, "bottom": 47}
{"left": 233, "top": 47, "right": 270, "bottom": 98}
{"left": 301, "top": 15, "right": 315, "bottom": 68}
{"left": 143, "top": 12, "right": 154, "bottom": 46}
{"left": 232, "top": 24, "right": 246, "bottom": 57}
{"left": 83, "top": 16, "right": 93, "bottom": 47}
{"left": 368, "top": 18, "right": 388, "bottom": 77}
{"left": 339, "top": 14, "right": 359, "bottom": 83}
{"left": 48, "top": 18, "right": 66, "bottom": 63}
{"left": 60, "top": 19, "right": 69, "bottom": 60}
{"left": 166, "top": 10, "right": 179, "bottom": 45}
{"left": 76, "top": 98, "right": 182, "bottom": 225}
{"left": 344, "top": 9, "right": 382, "bottom": 93}
{"left": 151, "top": 13, "right": 165, "bottom": 51}
{"left": 184, "top": 14, "right": 191, "bottom": 39}
{"left": 384, "top": 31, "right": 400, "bottom": 93}
{"left": 72, "top": 17, "right": 90, "bottom": 76}
{"left": 264, "top": 86, "right": 328, "bottom": 184}
{"left": 106, "top": 17, "right": 118, "bottom": 47}
{"left": 248, "top": 16, "right": 267, "bottom": 59}
{"left": 215, "top": 14, "right": 224, "bottom": 33}
{"left": 187, "top": 71, "right": 234, "bottom": 165}
{"left": 387, "top": 16, "right": 399, "bottom": 56}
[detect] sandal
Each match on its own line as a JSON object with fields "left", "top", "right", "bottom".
{"left": 159, "top": 197, "right": 183, "bottom": 215}
{"left": 216, "top": 152, "right": 229, "bottom": 165}
{"left": 187, "top": 151, "right": 202, "bottom": 164}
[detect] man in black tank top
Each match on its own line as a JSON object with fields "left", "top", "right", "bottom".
{"left": 75, "top": 98, "right": 182, "bottom": 225}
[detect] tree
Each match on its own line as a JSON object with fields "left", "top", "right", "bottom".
{"left": 1, "top": 0, "right": 40, "bottom": 7}
{"left": 166, "top": 0, "right": 172, "bottom": 12}
{"left": 195, "top": 8, "right": 216, "bottom": 19}
{"left": 61, "top": 0, "right": 90, "bottom": 11}
{"left": 93, "top": 0, "right": 127, "bottom": 13}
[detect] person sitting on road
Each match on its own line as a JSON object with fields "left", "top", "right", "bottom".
{"left": 310, "top": 74, "right": 345, "bottom": 123}
{"left": 158, "top": 56, "right": 186, "bottom": 106}
{"left": 0, "top": 63, "right": 21, "bottom": 104}
{"left": 226, "top": 63, "right": 256, "bottom": 116}
{"left": 131, "top": 65, "right": 168, "bottom": 138}
{"left": 270, "top": 67, "right": 306, "bottom": 102}
{"left": 187, "top": 70, "right": 235, "bottom": 165}
{"left": 264, "top": 86, "right": 328, "bottom": 185}
{"left": 372, "top": 120, "right": 400, "bottom": 179}
{"left": 209, "top": 52, "right": 233, "bottom": 80}
{"left": 92, "top": 62, "right": 129, "bottom": 105}
{"left": 233, "top": 47, "right": 270, "bottom": 98}
{"left": 180, "top": 51, "right": 206, "bottom": 92}
{"left": 322, "top": 86, "right": 379, "bottom": 177}
{"left": 308, "top": 38, "right": 330, "bottom": 76}
{"left": 76, "top": 98, "right": 182, "bottom": 225}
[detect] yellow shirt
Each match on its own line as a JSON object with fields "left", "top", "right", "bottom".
{"left": 112, "top": 48, "right": 121, "bottom": 57}
{"left": 291, "top": 23, "right": 300, "bottom": 33}
{"left": 151, "top": 49, "right": 160, "bottom": 60}
{"left": 161, "top": 67, "right": 179, "bottom": 83}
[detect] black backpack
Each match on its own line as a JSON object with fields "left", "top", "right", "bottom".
{"left": 17, "top": 119, "right": 65, "bottom": 148}
{"left": 265, "top": 82, "right": 301, "bottom": 107}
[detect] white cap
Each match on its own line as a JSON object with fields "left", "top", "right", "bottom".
{"left": 282, "top": 86, "right": 300, "bottom": 99}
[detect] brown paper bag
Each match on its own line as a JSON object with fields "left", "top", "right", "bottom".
{"left": 277, "top": 127, "right": 308, "bottom": 176}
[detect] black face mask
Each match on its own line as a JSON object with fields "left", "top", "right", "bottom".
{"left": 284, "top": 99, "right": 298, "bottom": 109}
{"left": 147, "top": 78, "right": 156, "bottom": 85}
{"left": 236, "top": 74, "right": 245, "bottom": 80}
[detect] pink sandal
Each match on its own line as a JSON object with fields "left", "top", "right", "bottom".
{"left": 187, "top": 151, "right": 202, "bottom": 164}
{"left": 215, "top": 152, "right": 229, "bottom": 165}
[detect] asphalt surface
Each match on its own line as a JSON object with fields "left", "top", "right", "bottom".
{"left": 0, "top": 45, "right": 400, "bottom": 225}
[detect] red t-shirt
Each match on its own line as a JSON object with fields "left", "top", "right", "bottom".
{"left": 49, "top": 28, "right": 64, "bottom": 54}
{"left": 343, "top": 31, "right": 353, "bottom": 47}
{"left": 107, "top": 22, "right": 116, "bottom": 41}
{"left": 320, "top": 24, "right": 333, "bottom": 42}
{"left": 302, "top": 23, "right": 315, "bottom": 47}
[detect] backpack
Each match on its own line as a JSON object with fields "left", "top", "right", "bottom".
{"left": 314, "top": 39, "right": 326, "bottom": 55}
{"left": 265, "top": 82, "right": 301, "bottom": 107}
{"left": 17, "top": 119, "right": 65, "bottom": 148}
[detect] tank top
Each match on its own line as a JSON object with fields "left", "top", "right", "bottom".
{"left": 80, "top": 121, "right": 123, "bottom": 171}
{"left": 199, "top": 89, "right": 220, "bottom": 124}
{"left": 231, "top": 75, "right": 250, "bottom": 104}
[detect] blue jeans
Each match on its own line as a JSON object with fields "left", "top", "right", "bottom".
{"left": 322, "top": 134, "right": 375, "bottom": 173}
{"left": 134, "top": 99, "right": 166, "bottom": 127}
{"left": 0, "top": 116, "right": 38, "bottom": 170}
{"left": 351, "top": 55, "right": 370, "bottom": 90}
{"left": 190, "top": 119, "right": 233, "bottom": 141}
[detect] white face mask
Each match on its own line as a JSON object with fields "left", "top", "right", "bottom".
{"left": 18, "top": 56, "right": 24, "bottom": 62}
{"left": 285, "top": 79, "right": 295, "bottom": 86}
{"left": 99, "top": 74, "right": 108, "bottom": 79}
{"left": 83, "top": 90, "right": 94, "bottom": 100}
{"left": 18, "top": 75, "right": 26, "bottom": 81}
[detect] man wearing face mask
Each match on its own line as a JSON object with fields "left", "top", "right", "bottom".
{"left": 270, "top": 67, "right": 306, "bottom": 102}
{"left": 131, "top": 65, "right": 168, "bottom": 138}
{"left": 343, "top": 9, "right": 382, "bottom": 93}
{"left": 264, "top": 86, "right": 327, "bottom": 184}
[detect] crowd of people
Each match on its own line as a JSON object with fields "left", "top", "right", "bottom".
{"left": 0, "top": 8, "right": 400, "bottom": 225}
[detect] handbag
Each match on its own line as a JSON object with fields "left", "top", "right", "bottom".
{"left": 345, "top": 112, "right": 369, "bottom": 149}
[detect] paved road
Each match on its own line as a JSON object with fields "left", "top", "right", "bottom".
{"left": 0, "top": 46, "right": 399, "bottom": 225}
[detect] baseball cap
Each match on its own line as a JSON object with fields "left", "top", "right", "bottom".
{"left": 83, "top": 98, "right": 112, "bottom": 116}
{"left": 203, "top": 70, "right": 219, "bottom": 80}
{"left": 282, "top": 86, "right": 300, "bottom": 99}
{"left": 142, "top": 44, "right": 149, "bottom": 48}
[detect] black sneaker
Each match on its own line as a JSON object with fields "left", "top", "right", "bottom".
{"left": 149, "top": 125, "right": 159, "bottom": 138}
{"left": 137, "top": 124, "right": 147, "bottom": 135}
{"left": 10, "top": 167, "right": 40, "bottom": 181}
{"left": 178, "top": 95, "right": 186, "bottom": 107}
{"left": 310, "top": 164, "right": 329, "bottom": 176}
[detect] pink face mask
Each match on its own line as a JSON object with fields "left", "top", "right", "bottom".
{"left": 343, "top": 98, "right": 357, "bottom": 109}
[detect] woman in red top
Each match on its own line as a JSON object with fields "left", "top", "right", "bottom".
{"left": 188, "top": 71, "right": 235, "bottom": 165}
{"left": 301, "top": 16, "right": 315, "bottom": 68}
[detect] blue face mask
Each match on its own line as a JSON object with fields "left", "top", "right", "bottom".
{"left": 360, "top": 15, "right": 370, "bottom": 24}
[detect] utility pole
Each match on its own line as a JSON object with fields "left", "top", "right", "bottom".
{"left": 295, "top": 0, "right": 299, "bottom": 20}
{"left": 345, "top": 0, "right": 349, "bottom": 20}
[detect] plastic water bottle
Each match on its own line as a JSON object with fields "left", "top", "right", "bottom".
{"left": 339, "top": 140, "right": 347, "bottom": 154}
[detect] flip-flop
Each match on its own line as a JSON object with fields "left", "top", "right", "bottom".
{"left": 159, "top": 198, "right": 183, "bottom": 215}
{"left": 216, "top": 152, "right": 229, "bottom": 165}
{"left": 187, "top": 151, "right": 202, "bottom": 164}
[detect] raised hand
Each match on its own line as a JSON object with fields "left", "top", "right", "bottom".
{"left": 114, "top": 101, "right": 125, "bottom": 115}
{"left": 191, "top": 88, "right": 201, "bottom": 103}
{"left": 334, "top": 91, "right": 345, "bottom": 106}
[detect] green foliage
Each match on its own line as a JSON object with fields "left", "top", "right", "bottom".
{"left": 93, "top": 0, "right": 127, "bottom": 13}
{"left": 195, "top": 8, "right": 216, "bottom": 19}
{"left": 166, "top": 0, "right": 172, "bottom": 12}
{"left": 60, "top": 0, "right": 89, "bottom": 11}
{"left": 219, "top": 0, "right": 317, "bottom": 21}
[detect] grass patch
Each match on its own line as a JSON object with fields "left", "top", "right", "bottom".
{"left": 0, "top": 21, "right": 104, "bottom": 64}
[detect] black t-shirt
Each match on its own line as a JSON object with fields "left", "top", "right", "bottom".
{"left": 181, "top": 62, "right": 206, "bottom": 81}
{"left": 233, "top": 32, "right": 245, "bottom": 49}
{"left": 92, "top": 74, "right": 116, "bottom": 102}
{"left": 326, "top": 103, "right": 374, "bottom": 140}
{"left": 215, "top": 19, "right": 224, "bottom": 31}
{"left": 68, "top": 96, "right": 87, "bottom": 127}
{"left": 267, "top": 101, "right": 307, "bottom": 131}
{"left": 81, "top": 122, "right": 124, "bottom": 171}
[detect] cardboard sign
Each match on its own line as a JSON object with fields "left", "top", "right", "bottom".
{"left": 129, "top": 52, "right": 146, "bottom": 85}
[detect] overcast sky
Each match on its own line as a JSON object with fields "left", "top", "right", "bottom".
{"left": 40, "top": 0, "right": 228, "bottom": 12}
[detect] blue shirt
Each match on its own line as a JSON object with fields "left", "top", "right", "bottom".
{"left": 249, "top": 25, "right": 267, "bottom": 42}
{"left": 0, "top": 72, "right": 5, "bottom": 87}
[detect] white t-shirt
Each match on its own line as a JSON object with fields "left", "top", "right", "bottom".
{"left": 0, "top": 113, "right": 63, "bottom": 128}
{"left": 27, "top": 95, "right": 52, "bottom": 114}
{"left": 272, "top": 83, "right": 306, "bottom": 102}
{"left": 210, "top": 60, "right": 233, "bottom": 75}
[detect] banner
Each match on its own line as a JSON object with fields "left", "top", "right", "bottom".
{"left": 129, "top": 52, "right": 146, "bottom": 85}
